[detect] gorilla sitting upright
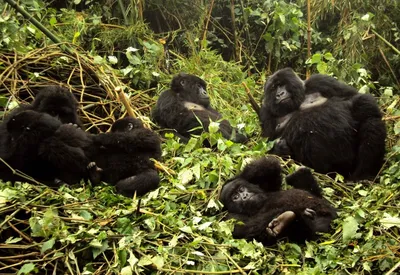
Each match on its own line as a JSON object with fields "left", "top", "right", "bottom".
{"left": 152, "top": 73, "right": 247, "bottom": 144}
{"left": 87, "top": 117, "right": 162, "bottom": 198}
{"left": 220, "top": 157, "right": 337, "bottom": 245}
{"left": 260, "top": 68, "right": 386, "bottom": 181}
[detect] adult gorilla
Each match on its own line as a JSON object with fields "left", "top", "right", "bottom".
{"left": 260, "top": 68, "right": 386, "bottom": 181}
{"left": 152, "top": 73, "right": 247, "bottom": 143}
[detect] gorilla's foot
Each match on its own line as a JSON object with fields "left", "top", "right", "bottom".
{"left": 87, "top": 162, "right": 103, "bottom": 185}
{"left": 266, "top": 211, "right": 296, "bottom": 237}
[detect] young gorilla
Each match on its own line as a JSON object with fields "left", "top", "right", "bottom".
{"left": 152, "top": 73, "right": 247, "bottom": 144}
{"left": 220, "top": 157, "right": 337, "bottom": 245}
{"left": 260, "top": 68, "right": 386, "bottom": 181}
{"left": 87, "top": 117, "right": 162, "bottom": 198}
{"left": 0, "top": 110, "right": 91, "bottom": 185}
{"left": 3, "top": 86, "right": 83, "bottom": 127}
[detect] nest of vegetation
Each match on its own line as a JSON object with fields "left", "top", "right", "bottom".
{"left": 0, "top": 43, "right": 155, "bottom": 133}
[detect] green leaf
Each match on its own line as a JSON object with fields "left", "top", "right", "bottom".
{"left": 343, "top": 216, "right": 359, "bottom": 243}
{"left": 17, "top": 263, "right": 36, "bottom": 275}
{"left": 311, "top": 53, "right": 322, "bottom": 64}
{"left": 178, "top": 169, "right": 193, "bottom": 185}
{"left": 380, "top": 213, "right": 400, "bottom": 229}
{"left": 179, "top": 225, "right": 193, "bottom": 234}
{"left": 120, "top": 266, "right": 132, "bottom": 275}
{"left": 41, "top": 238, "right": 55, "bottom": 254}
{"left": 279, "top": 13, "right": 285, "bottom": 24}
{"left": 49, "top": 17, "right": 57, "bottom": 26}
{"left": 151, "top": 255, "right": 164, "bottom": 269}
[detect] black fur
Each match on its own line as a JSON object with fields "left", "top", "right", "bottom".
{"left": 0, "top": 110, "right": 90, "bottom": 185}
{"left": 2, "top": 86, "right": 83, "bottom": 128}
{"left": 220, "top": 157, "right": 337, "bottom": 245}
{"left": 31, "top": 86, "right": 83, "bottom": 127}
{"left": 152, "top": 73, "right": 247, "bottom": 143}
{"left": 260, "top": 68, "right": 386, "bottom": 181}
{"left": 87, "top": 117, "right": 162, "bottom": 197}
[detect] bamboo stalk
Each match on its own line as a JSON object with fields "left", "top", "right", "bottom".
{"left": 201, "top": 0, "right": 215, "bottom": 46}
{"left": 230, "top": 0, "right": 238, "bottom": 61}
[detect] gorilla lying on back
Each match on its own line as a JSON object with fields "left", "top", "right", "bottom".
{"left": 152, "top": 73, "right": 247, "bottom": 144}
{"left": 220, "top": 157, "right": 337, "bottom": 245}
{"left": 88, "top": 117, "right": 162, "bottom": 197}
{"left": 0, "top": 110, "right": 90, "bottom": 185}
{"left": 260, "top": 68, "right": 386, "bottom": 181}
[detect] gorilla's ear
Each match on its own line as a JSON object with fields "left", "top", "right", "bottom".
{"left": 239, "top": 157, "right": 282, "bottom": 192}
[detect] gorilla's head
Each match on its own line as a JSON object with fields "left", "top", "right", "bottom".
{"left": 111, "top": 117, "right": 144, "bottom": 133}
{"left": 220, "top": 156, "right": 283, "bottom": 215}
{"left": 171, "top": 73, "right": 210, "bottom": 107}
{"left": 220, "top": 179, "right": 267, "bottom": 215}
{"left": 263, "top": 68, "right": 305, "bottom": 117}
{"left": 32, "top": 86, "right": 80, "bottom": 125}
{"left": 7, "top": 110, "right": 60, "bottom": 140}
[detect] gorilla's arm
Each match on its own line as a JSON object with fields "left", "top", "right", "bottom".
{"left": 259, "top": 109, "right": 279, "bottom": 139}
{"left": 93, "top": 130, "right": 161, "bottom": 159}
{"left": 349, "top": 94, "right": 387, "bottom": 180}
{"left": 53, "top": 124, "right": 91, "bottom": 148}
{"left": 239, "top": 157, "right": 282, "bottom": 192}
{"left": 285, "top": 167, "right": 323, "bottom": 197}
{"left": 305, "top": 75, "right": 358, "bottom": 99}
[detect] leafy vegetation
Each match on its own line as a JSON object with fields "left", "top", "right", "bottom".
{"left": 0, "top": 0, "right": 399, "bottom": 274}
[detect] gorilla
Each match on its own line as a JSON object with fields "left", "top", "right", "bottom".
{"left": 260, "top": 68, "right": 386, "bottom": 181}
{"left": 2, "top": 86, "right": 83, "bottom": 128}
{"left": 0, "top": 110, "right": 91, "bottom": 185}
{"left": 151, "top": 73, "right": 247, "bottom": 144}
{"left": 31, "top": 86, "right": 83, "bottom": 127}
{"left": 87, "top": 117, "right": 162, "bottom": 197}
{"left": 220, "top": 157, "right": 337, "bottom": 245}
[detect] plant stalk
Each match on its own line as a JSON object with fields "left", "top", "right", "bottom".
{"left": 3, "top": 0, "right": 73, "bottom": 54}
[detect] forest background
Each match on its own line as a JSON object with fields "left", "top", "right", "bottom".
{"left": 0, "top": 0, "right": 399, "bottom": 274}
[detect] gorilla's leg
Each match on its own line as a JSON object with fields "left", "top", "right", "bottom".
{"left": 285, "top": 167, "right": 323, "bottom": 197}
{"left": 115, "top": 169, "right": 160, "bottom": 197}
{"left": 350, "top": 94, "right": 386, "bottom": 181}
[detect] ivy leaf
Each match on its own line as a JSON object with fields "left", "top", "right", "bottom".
{"left": 17, "top": 263, "right": 36, "bottom": 275}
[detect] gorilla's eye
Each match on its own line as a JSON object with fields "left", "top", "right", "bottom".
{"left": 232, "top": 194, "right": 239, "bottom": 201}
{"left": 180, "top": 80, "right": 186, "bottom": 87}
{"left": 127, "top": 123, "right": 133, "bottom": 131}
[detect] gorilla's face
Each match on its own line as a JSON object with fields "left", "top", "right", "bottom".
{"left": 111, "top": 117, "right": 144, "bottom": 133}
{"left": 263, "top": 68, "right": 306, "bottom": 117}
{"left": 172, "top": 73, "right": 210, "bottom": 107}
{"left": 220, "top": 179, "right": 267, "bottom": 215}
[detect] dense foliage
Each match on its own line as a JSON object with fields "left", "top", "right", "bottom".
{"left": 0, "top": 0, "right": 399, "bottom": 274}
